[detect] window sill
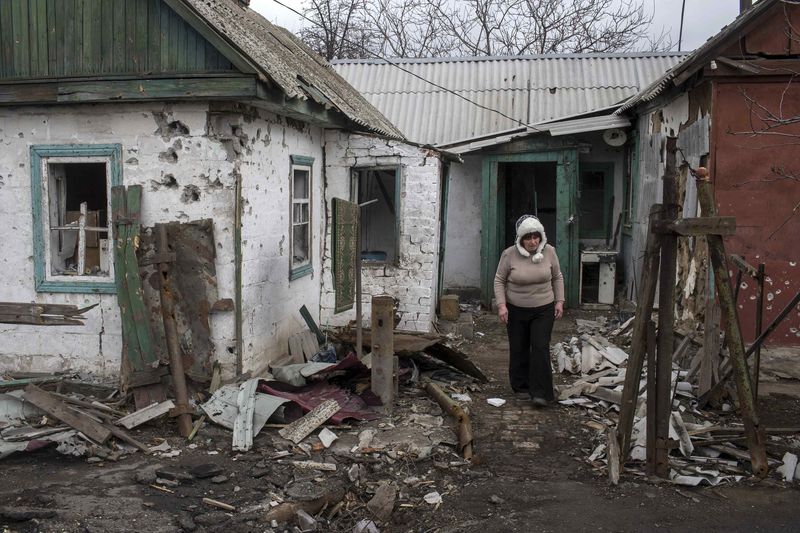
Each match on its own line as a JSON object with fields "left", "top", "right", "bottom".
{"left": 35, "top": 279, "right": 116, "bottom": 294}
{"left": 290, "top": 264, "right": 313, "bottom": 281}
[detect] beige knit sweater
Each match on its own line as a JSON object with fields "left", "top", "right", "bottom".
{"left": 494, "top": 244, "right": 565, "bottom": 308}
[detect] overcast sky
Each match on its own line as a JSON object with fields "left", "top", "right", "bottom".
{"left": 252, "top": 0, "right": 744, "bottom": 54}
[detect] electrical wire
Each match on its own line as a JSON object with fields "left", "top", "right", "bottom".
{"left": 270, "top": 0, "right": 543, "bottom": 133}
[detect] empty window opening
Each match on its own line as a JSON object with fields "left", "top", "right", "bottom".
{"left": 353, "top": 168, "right": 398, "bottom": 263}
{"left": 291, "top": 165, "right": 311, "bottom": 269}
{"left": 47, "top": 162, "right": 109, "bottom": 276}
{"left": 579, "top": 164, "right": 613, "bottom": 239}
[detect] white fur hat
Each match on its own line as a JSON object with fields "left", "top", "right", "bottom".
{"left": 515, "top": 215, "right": 547, "bottom": 263}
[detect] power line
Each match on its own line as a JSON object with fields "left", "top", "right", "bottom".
{"left": 270, "top": 0, "right": 542, "bottom": 133}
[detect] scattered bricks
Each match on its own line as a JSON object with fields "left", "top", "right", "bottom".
{"left": 440, "top": 295, "right": 460, "bottom": 321}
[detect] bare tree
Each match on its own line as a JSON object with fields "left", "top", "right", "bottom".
{"left": 299, "top": 0, "right": 373, "bottom": 60}
{"left": 299, "top": 0, "right": 669, "bottom": 59}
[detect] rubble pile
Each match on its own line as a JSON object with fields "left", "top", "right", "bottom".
{"left": 0, "top": 331, "right": 485, "bottom": 532}
{"left": 552, "top": 318, "right": 800, "bottom": 487}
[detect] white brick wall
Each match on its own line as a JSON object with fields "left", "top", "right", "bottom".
{"left": 320, "top": 132, "right": 442, "bottom": 332}
{"left": 237, "top": 109, "right": 325, "bottom": 373}
{"left": 0, "top": 102, "right": 238, "bottom": 377}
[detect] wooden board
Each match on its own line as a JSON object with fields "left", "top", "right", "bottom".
{"left": 332, "top": 198, "right": 358, "bottom": 313}
{"left": 278, "top": 400, "right": 341, "bottom": 444}
{"left": 22, "top": 385, "right": 111, "bottom": 444}
{"left": 116, "top": 400, "right": 175, "bottom": 430}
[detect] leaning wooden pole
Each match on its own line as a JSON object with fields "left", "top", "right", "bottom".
{"left": 653, "top": 137, "right": 680, "bottom": 477}
{"left": 155, "top": 224, "right": 194, "bottom": 438}
{"left": 617, "top": 204, "right": 663, "bottom": 466}
{"left": 694, "top": 168, "right": 768, "bottom": 478}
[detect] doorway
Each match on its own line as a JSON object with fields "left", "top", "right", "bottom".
{"left": 503, "top": 162, "right": 558, "bottom": 248}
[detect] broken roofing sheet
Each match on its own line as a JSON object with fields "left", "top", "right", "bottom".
{"left": 554, "top": 316, "right": 800, "bottom": 487}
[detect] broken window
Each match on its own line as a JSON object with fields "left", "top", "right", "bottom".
{"left": 290, "top": 156, "right": 314, "bottom": 280}
{"left": 351, "top": 167, "right": 399, "bottom": 264}
{"left": 30, "top": 144, "right": 120, "bottom": 293}
{"left": 578, "top": 163, "right": 613, "bottom": 240}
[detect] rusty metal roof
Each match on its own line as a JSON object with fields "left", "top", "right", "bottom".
{"left": 333, "top": 53, "right": 684, "bottom": 145}
{"left": 177, "top": 0, "right": 403, "bottom": 138}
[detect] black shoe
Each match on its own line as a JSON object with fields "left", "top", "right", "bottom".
{"left": 531, "top": 397, "right": 548, "bottom": 408}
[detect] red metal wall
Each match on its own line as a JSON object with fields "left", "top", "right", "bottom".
{"left": 711, "top": 79, "right": 800, "bottom": 346}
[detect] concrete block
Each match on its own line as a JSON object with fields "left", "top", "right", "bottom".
{"left": 439, "top": 294, "right": 460, "bottom": 321}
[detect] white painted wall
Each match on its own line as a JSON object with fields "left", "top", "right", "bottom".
{"left": 236, "top": 109, "right": 326, "bottom": 373}
{"left": 0, "top": 102, "right": 238, "bottom": 378}
{"left": 442, "top": 155, "right": 482, "bottom": 290}
{"left": 320, "top": 132, "right": 442, "bottom": 332}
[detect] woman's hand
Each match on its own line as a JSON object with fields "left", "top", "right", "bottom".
{"left": 554, "top": 301, "right": 564, "bottom": 319}
{"left": 498, "top": 303, "right": 509, "bottom": 324}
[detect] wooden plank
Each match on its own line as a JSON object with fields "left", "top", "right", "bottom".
{"left": 645, "top": 320, "right": 657, "bottom": 475}
{"left": 125, "top": 0, "right": 136, "bottom": 71}
{"left": 135, "top": 0, "right": 149, "bottom": 70}
{"left": 664, "top": 216, "right": 736, "bottom": 236}
{"left": 371, "top": 296, "right": 395, "bottom": 411}
{"left": 0, "top": 314, "right": 84, "bottom": 326}
{"left": 616, "top": 203, "right": 663, "bottom": 466}
{"left": 288, "top": 332, "right": 304, "bottom": 362}
{"left": 299, "top": 331, "right": 320, "bottom": 360}
{"left": 12, "top": 0, "right": 31, "bottom": 77}
{"left": 22, "top": 385, "right": 111, "bottom": 443}
{"left": 699, "top": 284, "right": 721, "bottom": 396}
{"left": 696, "top": 171, "right": 768, "bottom": 479}
{"left": 607, "top": 427, "right": 620, "bottom": 485}
{"left": 123, "top": 185, "right": 157, "bottom": 366}
{"left": 63, "top": 0, "right": 75, "bottom": 74}
{"left": 147, "top": 0, "right": 160, "bottom": 72}
{"left": 278, "top": 399, "right": 341, "bottom": 444}
{"left": 112, "top": 186, "right": 144, "bottom": 372}
{"left": 112, "top": 0, "right": 125, "bottom": 72}
{"left": 116, "top": 399, "right": 175, "bottom": 429}
{"left": 28, "top": 0, "right": 41, "bottom": 76}
{"left": 99, "top": 0, "right": 113, "bottom": 72}
{"left": 654, "top": 137, "right": 680, "bottom": 479}
{"left": 0, "top": 1, "right": 14, "bottom": 77}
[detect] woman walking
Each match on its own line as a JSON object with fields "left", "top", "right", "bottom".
{"left": 494, "top": 215, "right": 564, "bottom": 407}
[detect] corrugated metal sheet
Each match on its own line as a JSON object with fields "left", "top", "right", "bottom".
{"left": 333, "top": 53, "right": 684, "bottom": 144}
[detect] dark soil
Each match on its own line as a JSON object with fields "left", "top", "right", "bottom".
{"left": 1, "top": 309, "right": 799, "bottom": 533}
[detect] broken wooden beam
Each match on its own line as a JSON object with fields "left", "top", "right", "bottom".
{"left": 654, "top": 216, "right": 736, "bottom": 236}
{"left": 278, "top": 399, "right": 341, "bottom": 444}
{"left": 22, "top": 385, "right": 111, "bottom": 444}
{"left": 617, "top": 203, "right": 663, "bottom": 467}
{"left": 116, "top": 400, "right": 176, "bottom": 430}
{"left": 695, "top": 168, "right": 768, "bottom": 479}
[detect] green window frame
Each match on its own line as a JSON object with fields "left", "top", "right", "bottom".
{"left": 578, "top": 162, "right": 614, "bottom": 239}
{"left": 30, "top": 144, "right": 122, "bottom": 294}
{"left": 289, "top": 155, "right": 314, "bottom": 281}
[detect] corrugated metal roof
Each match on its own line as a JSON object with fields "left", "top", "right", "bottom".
{"left": 177, "top": 0, "right": 403, "bottom": 138}
{"left": 617, "top": 0, "right": 777, "bottom": 113}
{"left": 440, "top": 111, "right": 631, "bottom": 153}
{"left": 333, "top": 53, "right": 684, "bottom": 144}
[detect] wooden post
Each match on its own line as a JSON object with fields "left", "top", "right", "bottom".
{"left": 694, "top": 169, "right": 768, "bottom": 478}
{"left": 356, "top": 209, "right": 363, "bottom": 360}
{"left": 753, "top": 263, "right": 765, "bottom": 398}
{"left": 156, "top": 224, "right": 194, "bottom": 438}
{"left": 645, "top": 320, "right": 657, "bottom": 475}
{"left": 371, "top": 295, "right": 395, "bottom": 411}
{"left": 699, "top": 281, "right": 721, "bottom": 397}
{"left": 654, "top": 137, "right": 680, "bottom": 478}
{"left": 617, "top": 203, "right": 663, "bottom": 464}
{"left": 77, "top": 202, "right": 87, "bottom": 275}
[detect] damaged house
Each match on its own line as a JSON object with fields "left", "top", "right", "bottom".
{"left": 333, "top": 52, "right": 685, "bottom": 307}
{"left": 618, "top": 0, "right": 800, "bottom": 347}
{"left": 0, "top": 0, "right": 447, "bottom": 380}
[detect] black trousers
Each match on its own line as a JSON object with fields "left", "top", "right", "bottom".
{"left": 506, "top": 302, "right": 555, "bottom": 401}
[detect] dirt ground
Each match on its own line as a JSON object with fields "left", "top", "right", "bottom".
{"left": 2, "top": 309, "right": 799, "bottom": 533}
